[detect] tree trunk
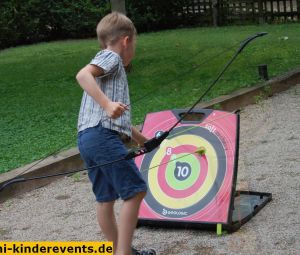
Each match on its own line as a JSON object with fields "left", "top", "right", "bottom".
{"left": 110, "top": 0, "right": 126, "bottom": 14}
{"left": 212, "top": 0, "right": 219, "bottom": 26}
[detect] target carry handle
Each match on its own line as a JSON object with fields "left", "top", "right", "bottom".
{"left": 173, "top": 109, "right": 213, "bottom": 124}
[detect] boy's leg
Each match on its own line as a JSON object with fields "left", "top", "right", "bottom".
{"left": 116, "top": 191, "right": 146, "bottom": 255}
{"left": 96, "top": 201, "right": 118, "bottom": 247}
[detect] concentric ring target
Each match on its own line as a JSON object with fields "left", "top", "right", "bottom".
{"left": 140, "top": 125, "right": 227, "bottom": 218}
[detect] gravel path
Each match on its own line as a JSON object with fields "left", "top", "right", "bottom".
{"left": 0, "top": 85, "right": 299, "bottom": 255}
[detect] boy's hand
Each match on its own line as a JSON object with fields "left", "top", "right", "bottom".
{"left": 105, "top": 101, "right": 128, "bottom": 119}
{"left": 132, "top": 126, "right": 148, "bottom": 146}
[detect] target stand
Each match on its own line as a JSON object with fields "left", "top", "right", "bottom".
{"left": 135, "top": 109, "right": 272, "bottom": 233}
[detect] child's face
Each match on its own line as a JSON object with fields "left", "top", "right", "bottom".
{"left": 122, "top": 35, "right": 136, "bottom": 67}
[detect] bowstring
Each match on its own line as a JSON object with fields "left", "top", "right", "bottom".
{"left": 3, "top": 41, "right": 242, "bottom": 186}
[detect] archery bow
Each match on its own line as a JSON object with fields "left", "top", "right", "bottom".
{"left": 0, "top": 32, "right": 267, "bottom": 192}
{"left": 125, "top": 32, "right": 268, "bottom": 158}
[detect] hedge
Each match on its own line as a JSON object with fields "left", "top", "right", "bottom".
{"left": 126, "top": 0, "right": 186, "bottom": 32}
{"left": 0, "top": 0, "right": 110, "bottom": 49}
{"left": 0, "top": 0, "right": 195, "bottom": 50}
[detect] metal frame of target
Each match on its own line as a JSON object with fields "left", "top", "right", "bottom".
{"left": 135, "top": 109, "right": 272, "bottom": 233}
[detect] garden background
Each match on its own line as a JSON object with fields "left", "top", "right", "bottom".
{"left": 0, "top": 0, "right": 299, "bottom": 173}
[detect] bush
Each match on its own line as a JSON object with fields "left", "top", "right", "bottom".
{"left": 0, "top": 0, "right": 110, "bottom": 49}
{"left": 0, "top": 0, "right": 204, "bottom": 49}
{"left": 126, "top": 0, "right": 185, "bottom": 33}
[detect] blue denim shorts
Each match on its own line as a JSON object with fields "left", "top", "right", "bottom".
{"left": 78, "top": 124, "right": 147, "bottom": 202}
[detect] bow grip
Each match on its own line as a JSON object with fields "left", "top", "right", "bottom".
{"left": 144, "top": 131, "right": 169, "bottom": 152}
{"left": 124, "top": 147, "right": 147, "bottom": 160}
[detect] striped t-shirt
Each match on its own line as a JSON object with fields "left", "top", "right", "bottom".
{"left": 77, "top": 50, "right": 132, "bottom": 137}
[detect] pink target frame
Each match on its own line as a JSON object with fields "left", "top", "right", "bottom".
{"left": 135, "top": 109, "right": 239, "bottom": 226}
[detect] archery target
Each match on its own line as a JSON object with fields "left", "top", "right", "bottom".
{"left": 136, "top": 109, "right": 239, "bottom": 224}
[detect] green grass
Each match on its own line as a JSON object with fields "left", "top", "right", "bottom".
{"left": 1, "top": 23, "right": 300, "bottom": 173}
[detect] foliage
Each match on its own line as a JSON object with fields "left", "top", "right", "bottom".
{"left": 2, "top": 0, "right": 299, "bottom": 49}
{"left": 126, "top": 0, "right": 200, "bottom": 33}
{"left": 0, "top": 0, "right": 110, "bottom": 49}
{"left": 126, "top": 0, "right": 180, "bottom": 32}
{"left": 0, "top": 0, "right": 200, "bottom": 49}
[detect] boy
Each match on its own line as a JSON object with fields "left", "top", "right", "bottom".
{"left": 76, "top": 12, "right": 155, "bottom": 255}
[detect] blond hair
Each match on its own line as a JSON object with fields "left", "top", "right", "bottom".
{"left": 96, "top": 12, "right": 136, "bottom": 48}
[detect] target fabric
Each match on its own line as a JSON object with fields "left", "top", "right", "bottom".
{"left": 135, "top": 109, "right": 238, "bottom": 224}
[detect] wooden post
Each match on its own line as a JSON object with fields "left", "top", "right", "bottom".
{"left": 258, "top": 64, "right": 269, "bottom": 81}
{"left": 270, "top": 0, "right": 274, "bottom": 22}
{"left": 110, "top": 0, "right": 126, "bottom": 14}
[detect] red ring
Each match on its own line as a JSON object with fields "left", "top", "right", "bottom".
{"left": 156, "top": 145, "right": 208, "bottom": 199}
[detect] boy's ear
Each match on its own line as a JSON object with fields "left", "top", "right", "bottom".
{"left": 122, "top": 36, "right": 130, "bottom": 48}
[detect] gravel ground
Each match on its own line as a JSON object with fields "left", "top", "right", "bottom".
{"left": 0, "top": 85, "right": 299, "bottom": 255}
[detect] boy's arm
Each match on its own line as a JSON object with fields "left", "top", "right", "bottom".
{"left": 76, "top": 64, "right": 128, "bottom": 119}
{"left": 131, "top": 126, "right": 148, "bottom": 146}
